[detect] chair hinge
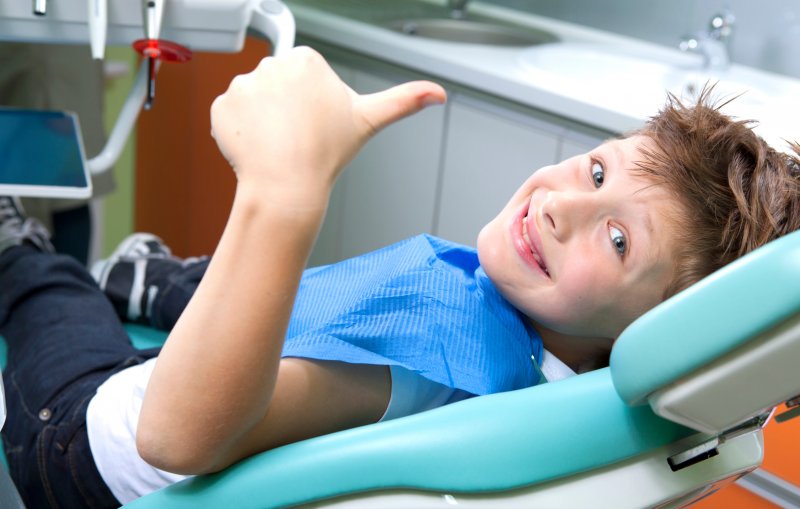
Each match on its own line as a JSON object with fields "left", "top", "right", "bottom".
{"left": 667, "top": 414, "right": 767, "bottom": 472}
{"left": 775, "top": 395, "right": 800, "bottom": 423}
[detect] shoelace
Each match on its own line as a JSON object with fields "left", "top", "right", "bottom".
{"left": 20, "top": 218, "right": 53, "bottom": 253}
{"left": 0, "top": 197, "right": 23, "bottom": 226}
{"left": 0, "top": 197, "right": 54, "bottom": 253}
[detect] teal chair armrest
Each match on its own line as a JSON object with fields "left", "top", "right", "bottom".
{"left": 124, "top": 368, "right": 694, "bottom": 508}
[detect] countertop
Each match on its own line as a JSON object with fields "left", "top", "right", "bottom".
{"left": 284, "top": 0, "right": 800, "bottom": 150}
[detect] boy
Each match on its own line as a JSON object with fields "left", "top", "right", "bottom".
{"left": 1, "top": 48, "right": 798, "bottom": 508}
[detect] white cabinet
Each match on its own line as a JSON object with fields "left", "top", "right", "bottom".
{"left": 434, "top": 95, "right": 562, "bottom": 247}
{"left": 559, "top": 129, "right": 608, "bottom": 161}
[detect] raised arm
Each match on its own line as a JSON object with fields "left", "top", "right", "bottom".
{"left": 136, "top": 47, "right": 446, "bottom": 474}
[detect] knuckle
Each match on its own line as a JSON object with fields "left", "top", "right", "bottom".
{"left": 294, "top": 45, "right": 321, "bottom": 63}
{"left": 255, "top": 56, "right": 274, "bottom": 72}
{"left": 226, "top": 74, "right": 253, "bottom": 97}
{"left": 209, "top": 95, "right": 222, "bottom": 116}
{"left": 229, "top": 74, "right": 247, "bottom": 90}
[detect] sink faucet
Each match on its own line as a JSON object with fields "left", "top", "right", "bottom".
{"left": 33, "top": 0, "right": 46, "bottom": 15}
{"left": 679, "top": 10, "right": 735, "bottom": 71}
{"left": 448, "top": 0, "right": 468, "bottom": 19}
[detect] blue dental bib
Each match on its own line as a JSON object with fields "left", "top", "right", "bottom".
{"left": 283, "top": 234, "right": 543, "bottom": 395}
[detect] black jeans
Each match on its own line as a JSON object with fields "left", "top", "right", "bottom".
{"left": 0, "top": 246, "right": 162, "bottom": 508}
{"left": 51, "top": 204, "right": 92, "bottom": 266}
{"left": 146, "top": 256, "right": 208, "bottom": 332}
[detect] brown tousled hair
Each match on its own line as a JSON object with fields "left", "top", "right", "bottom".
{"left": 634, "top": 87, "right": 800, "bottom": 299}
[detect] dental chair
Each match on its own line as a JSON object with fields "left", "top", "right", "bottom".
{"left": 2, "top": 229, "right": 799, "bottom": 508}
{"left": 127, "top": 229, "right": 800, "bottom": 507}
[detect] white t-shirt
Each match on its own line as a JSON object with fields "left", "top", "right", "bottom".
{"left": 86, "top": 353, "right": 575, "bottom": 504}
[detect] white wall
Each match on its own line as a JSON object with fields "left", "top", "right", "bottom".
{"left": 484, "top": 0, "right": 800, "bottom": 78}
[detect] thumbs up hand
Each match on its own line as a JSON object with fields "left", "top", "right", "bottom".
{"left": 210, "top": 47, "right": 446, "bottom": 204}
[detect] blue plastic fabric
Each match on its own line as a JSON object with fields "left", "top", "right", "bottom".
{"left": 283, "top": 234, "right": 544, "bottom": 395}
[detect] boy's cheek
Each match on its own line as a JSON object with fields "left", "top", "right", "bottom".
{"left": 476, "top": 221, "right": 505, "bottom": 267}
{"left": 559, "top": 261, "right": 603, "bottom": 296}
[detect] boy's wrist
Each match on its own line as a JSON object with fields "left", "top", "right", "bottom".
{"left": 233, "top": 177, "right": 330, "bottom": 224}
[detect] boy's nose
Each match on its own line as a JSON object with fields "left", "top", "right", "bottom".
{"left": 541, "top": 190, "right": 599, "bottom": 240}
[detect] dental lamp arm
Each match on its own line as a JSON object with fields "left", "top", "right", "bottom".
{"left": 88, "top": 0, "right": 107, "bottom": 59}
{"left": 87, "top": 0, "right": 294, "bottom": 176}
{"left": 88, "top": 58, "right": 148, "bottom": 175}
{"left": 247, "top": 0, "right": 295, "bottom": 56}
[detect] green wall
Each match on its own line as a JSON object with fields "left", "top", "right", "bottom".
{"left": 101, "top": 47, "right": 138, "bottom": 256}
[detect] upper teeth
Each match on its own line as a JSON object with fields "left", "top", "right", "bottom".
{"left": 522, "top": 215, "right": 549, "bottom": 276}
{"left": 522, "top": 216, "right": 531, "bottom": 247}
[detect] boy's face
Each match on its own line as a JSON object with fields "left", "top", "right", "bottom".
{"left": 478, "top": 136, "right": 680, "bottom": 341}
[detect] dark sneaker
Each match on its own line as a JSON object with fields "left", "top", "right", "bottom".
{"left": 0, "top": 196, "right": 54, "bottom": 255}
{"left": 91, "top": 233, "right": 180, "bottom": 323}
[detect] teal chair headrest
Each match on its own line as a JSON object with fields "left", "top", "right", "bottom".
{"left": 611, "top": 229, "right": 800, "bottom": 406}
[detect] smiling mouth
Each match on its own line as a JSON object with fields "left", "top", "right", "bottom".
{"left": 522, "top": 214, "right": 549, "bottom": 276}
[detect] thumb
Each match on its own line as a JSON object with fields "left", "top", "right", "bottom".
{"left": 354, "top": 80, "right": 447, "bottom": 136}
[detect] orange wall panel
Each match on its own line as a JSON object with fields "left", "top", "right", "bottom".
{"left": 691, "top": 483, "right": 779, "bottom": 509}
{"left": 761, "top": 404, "right": 800, "bottom": 485}
{"left": 135, "top": 37, "right": 271, "bottom": 257}
{"left": 689, "top": 404, "right": 800, "bottom": 507}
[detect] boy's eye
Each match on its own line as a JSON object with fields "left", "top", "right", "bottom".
{"left": 609, "top": 226, "right": 626, "bottom": 256}
{"left": 591, "top": 162, "right": 604, "bottom": 188}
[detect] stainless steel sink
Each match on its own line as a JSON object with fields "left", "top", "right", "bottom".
{"left": 388, "top": 18, "right": 558, "bottom": 46}
{"left": 287, "top": 0, "right": 558, "bottom": 47}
